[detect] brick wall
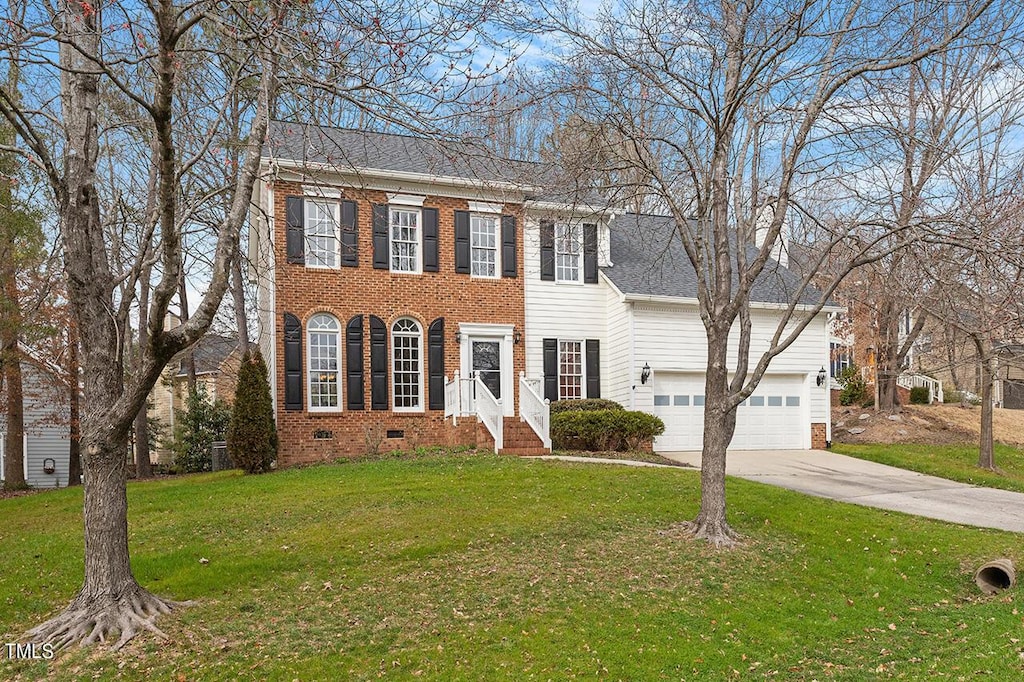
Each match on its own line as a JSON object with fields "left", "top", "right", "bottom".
{"left": 271, "top": 181, "right": 526, "bottom": 466}
{"left": 811, "top": 422, "right": 827, "bottom": 450}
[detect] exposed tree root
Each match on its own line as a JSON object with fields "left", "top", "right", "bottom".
{"left": 685, "top": 515, "right": 743, "bottom": 548}
{"left": 25, "top": 585, "right": 191, "bottom": 652}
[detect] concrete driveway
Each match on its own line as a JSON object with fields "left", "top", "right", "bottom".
{"left": 659, "top": 449, "right": 1024, "bottom": 533}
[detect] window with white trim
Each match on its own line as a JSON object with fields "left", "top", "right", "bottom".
{"left": 558, "top": 340, "right": 583, "bottom": 400}
{"left": 390, "top": 208, "right": 420, "bottom": 273}
{"left": 555, "top": 223, "right": 582, "bottom": 282}
{"left": 830, "top": 342, "right": 851, "bottom": 379}
{"left": 392, "top": 318, "right": 423, "bottom": 410}
{"left": 470, "top": 214, "right": 499, "bottom": 278}
{"left": 305, "top": 200, "right": 340, "bottom": 268}
{"left": 307, "top": 313, "right": 340, "bottom": 411}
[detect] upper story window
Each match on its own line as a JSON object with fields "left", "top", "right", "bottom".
{"left": 471, "top": 214, "right": 499, "bottom": 278}
{"left": 392, "top": 317, "right": 423, "bottom": 411}
{"left": 555, "top": 223, "right": 582, "bottom": 283}
{"left": 305, "top": 200, "right": 340, "bottom": 268}
{"left": 830, "top": 342, "right": 851, "bottom": 379}
{"left": 307, "top": 313, "right": 341, "bottom": 411}
{"left": 390, "top": 207, "right": 420, "bottom": 273}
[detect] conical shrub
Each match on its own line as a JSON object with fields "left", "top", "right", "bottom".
{"left": 227, "top": 349, "right": 278, "bottom": 473}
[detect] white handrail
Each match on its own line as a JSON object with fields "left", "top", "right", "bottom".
{"left": 474, "top": 375, "right": 503, "bottom": 453}
{"left": 518, "top": 372, "right": 551, "bottom": 449}
{"left": 897, "top": 373, "right": 944, "bottom": 404}
{"left": 444, "top": 373, "right": 460, "bottom": 425}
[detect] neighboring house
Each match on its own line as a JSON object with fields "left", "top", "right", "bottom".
{"left": 994, "top": 343, "right": 1024, "bottom": 409}
{"left": 251, "top": 121, "right": 835, "bottom": 464}
{"left": 148, "top": 331, "right": 241, "bottom": 464}
{"left": 0, "top": 351, "right": 72, "bottom": 488}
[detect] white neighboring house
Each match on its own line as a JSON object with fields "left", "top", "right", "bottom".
{"left": 524, "top": 210, "right": 838, "bottom": 453}
{"left": 0, "top": 351, "right": 72, "bottom": 488}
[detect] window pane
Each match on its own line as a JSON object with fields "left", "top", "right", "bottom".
{"left": 308, "top": 314, "right": 339, "bottom": 409}
{"left": 767, "top": 396, "right": 783, "bottom": 406}
{"left": 555, "top": 223, "right": 581, "bottom": 282}
{"left": 786, "top": 396, "right": 800, "bottom": 406}
{"left": 392, "top": 319, "right": 421, "bottom": 408}
{"left": 653, "top": 395, "right": 670, "bottom": 406}
{"left": 673, "top": 395, "right": 689, "bottom": 406}
{"left": 305, "top": 200, "right": 339, "bottom": 268}
{"left": 750, "top": 396, "right": 765, "bottom": 406}
{"left": 558, "top": 340, "right": 583, "bottom": 400}
{"left": 693, "top": 395, "right": 705, "bottom": 406}
{"left": 390, "top": 209, "right": 419, "bottom": 272}
{"left": 470, "top": 215, "right": 498, "bottom": 277}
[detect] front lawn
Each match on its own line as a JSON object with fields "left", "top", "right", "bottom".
{"left": 1, "top": 454, "right": 1021, "bottom": 680}
{"left": 833, "top": 442, "right": 1024, "bottom": 494}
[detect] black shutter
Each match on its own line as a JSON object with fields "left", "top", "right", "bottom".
{"left": 422, "top": 207, "right": 439, "bottom": 272}
{"left": 540, "top": 220, "right": 555, "bottom": 281}
{"left": 428, "top": 317, "right": 445, "bottom": 410}
{"left": 501, "top": 215, "right": 517, "bottom": 278}
{"left": 454, "top": 210, "right": 470, "bottom": 274}
{"left": 346, "top": 315, "right": 364, "bottom": 410}
{"left": 372, "top": 204, "right": 389, "bottom": 269}
{"left": 543, "top": 338, "right": 558, "bottom": 402}
{"left": 370, "top": 315, "right": 388, "bottom": 410}
{"left": 286, "top": 196, "right": 304, "bottom": 265}
{"left": 586, "top": 339, "right": 600, "bottom": 399}
{"left": 340, "top": 200, "right": 358, "bottom": 267}
{"left": 583, "top": 223, "right": 598, "bottom": 283}
{"left": 283, "top": 313, "right": 303, "bottom": 410}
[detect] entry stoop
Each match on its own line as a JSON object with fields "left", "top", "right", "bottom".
{"left": 498, "top": 417, "right": 550, "bottom": 456}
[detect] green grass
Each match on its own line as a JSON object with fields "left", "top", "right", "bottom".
{"left": 1, "top": 454, "right": 1021, "bottom": 680}
{"left": 833, "top": 442, "right": 1024, "bottom": 494}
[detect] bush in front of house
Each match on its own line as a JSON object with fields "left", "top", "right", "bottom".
{"left": 909, "top": 386, "right": 931, "bottom": 404}
{"left": 171, "top": 383, "right": 232, "bottom": 473}
{"left": 548, "top": 398, "right": 625, "bottom": 414}
{"left": 227, "top": 350, "right": 278, "bottom": 474}
{"left": 837, "top": 364, "right": 868, "bottom": 406}
{"left": 551, "top": 409, "right": 665, "bottom": 451}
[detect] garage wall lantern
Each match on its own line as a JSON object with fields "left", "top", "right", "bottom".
{"left": 640, "top": 363, "right": 651, "bottom": 385}
{"left": 816, "top": 367, "right": 827, "bottom": 387}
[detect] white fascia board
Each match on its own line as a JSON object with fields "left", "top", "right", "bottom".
{"left": 621, "top": 291, "right": 843, "bottom": 314}
{"left": 523, "top": 199, "right": 613, "bottom": 217}
{"left": 265, "top": 156, "right": 537, "bottom": 195}
{"left": 598, "top": 271, "right": 627, "bottom": 302}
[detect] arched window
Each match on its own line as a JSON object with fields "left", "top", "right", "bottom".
{"left": 391, "top": 317, "right": 423, "bottom": 411}
{"left": 307, "top": 313, "right": 340, "bottom": 411}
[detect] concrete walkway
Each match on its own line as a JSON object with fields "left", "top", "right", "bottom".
{"left": 659, "top": 449, "right": 1024, "bottom": 533}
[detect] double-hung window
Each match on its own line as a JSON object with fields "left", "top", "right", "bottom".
{"left": 307, "top": 314, "right": 341, "bottom": 411}
{"left": 470, "top": 214, "right": 499, "bottom": 278}
{"left": 305, "top": 200, "right": 340, "bottom": 268}
{"left": 390, "top": 207, "right": 420, "bottom": 273}
{"left": 392, "top": 318, "right": 423, "bottom": 411}
{"left": 555, "top": 223, "right": 582, "bottom": 282}
{"left": 558, "top": 340, "right": 584, "bottom": 400}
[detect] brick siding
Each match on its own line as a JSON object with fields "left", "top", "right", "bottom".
{"left": 811, "top": 422, "right": 827, "bottom": 450}
{"left": 271, "top": 181, "right": 526, "bottom": 466}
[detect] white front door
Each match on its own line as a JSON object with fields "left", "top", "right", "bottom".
{"left": 459, "top": 323, "right": 515, "bottom": 417}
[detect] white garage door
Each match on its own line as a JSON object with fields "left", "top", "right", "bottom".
{"left": 650, "top": 373, "right": 807, "bottom": 452}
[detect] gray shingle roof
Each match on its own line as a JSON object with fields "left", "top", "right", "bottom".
{"left": 603, "top": 213, "right": 828, "bottom": 307}
{"left": 175, "top": 335, "right": 238, "bottom": 376}
{"left": 265, "top": 121, "right": 545, "bottom": 186}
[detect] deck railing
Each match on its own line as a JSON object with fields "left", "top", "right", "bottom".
{"left": 474, "top": 376, "right": 503, "bottom": 452}
{"left": 896, "top": 373, "right": 944, "bottom": 404}
{"left": 518, "top": 372, "right": 551, "bottom": 449}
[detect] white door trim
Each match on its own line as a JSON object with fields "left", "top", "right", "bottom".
{"left": 459, "top": 323, "right": 515, "bottom": 417}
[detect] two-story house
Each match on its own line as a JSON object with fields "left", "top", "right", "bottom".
{"left": 252, "top": 122, "right": 836, "bottom": 465}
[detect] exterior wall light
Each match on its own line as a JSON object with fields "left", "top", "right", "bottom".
{"left": 816, "top": 366, "right": 827, "bottom": 387}
{"left": 640, "top": 363, "right": 651, "bottom": 385}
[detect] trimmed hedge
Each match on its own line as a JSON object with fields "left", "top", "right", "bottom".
{"left": 549, "top": 398, "right": 625, "bottom": 414}
{"left": 551, "top": 409, "right": 665, "bottom": 452}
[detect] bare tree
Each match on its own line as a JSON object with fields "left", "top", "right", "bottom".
{"left": 1, "top": 0, "right": 513, "bottom": 650}
{"left": 521, "top": 0, "right": 999, "bottom": 544}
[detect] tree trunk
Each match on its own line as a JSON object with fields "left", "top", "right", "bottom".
{"left": 2, "top": 339, "right": 27, "bottom": 490}
{"left": 975, "top": 338, "right": 995, "bottom": 470}
{"left": 67, "top": 323, "right": 81, "bottom": 486}
{"left": 135, "top": 275, "right": 153, "bottom": 479}
{"left": 231, "top": 250, "right": 250, "bottom": 357}
{"left": 875, "top": 301, "right": 901, "bottom": 412}
{"left": 178, "top": 276, "right": 197, "bottom": 391}
{"left": 689, "top": 331, "right": 741, "bottom": 546}
{"left": 26, "top": 434, "right": 179, "bottom": 649}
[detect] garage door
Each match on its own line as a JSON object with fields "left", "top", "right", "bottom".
{"left": 650, "top": 373, "right": 807, "bottom": 452}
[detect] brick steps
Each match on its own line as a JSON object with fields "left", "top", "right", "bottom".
{"left": 476, "top": 416, "right": 551, "bottom": 455}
